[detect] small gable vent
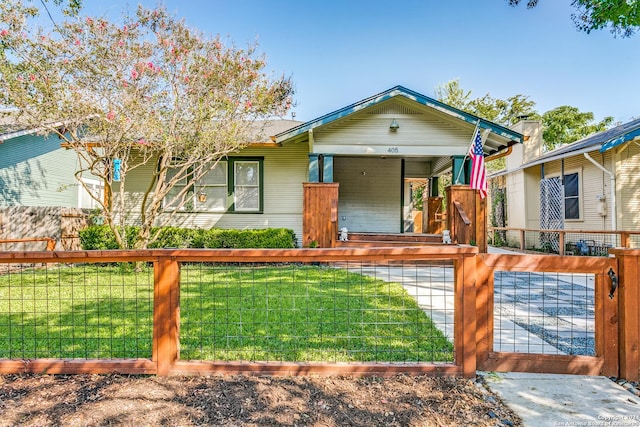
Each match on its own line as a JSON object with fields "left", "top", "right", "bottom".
{"left": 367, "top": 103, "right": 421, "bottom": 116}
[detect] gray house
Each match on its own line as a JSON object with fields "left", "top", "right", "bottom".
{"left": 0, "top": 122, "right": 103, "bottom": 209}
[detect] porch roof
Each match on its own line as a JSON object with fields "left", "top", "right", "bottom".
{"left": 274, "top": 85, "right": 523, "bottom": 156}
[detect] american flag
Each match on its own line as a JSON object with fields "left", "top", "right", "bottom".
{"left": 469, "top": 128, "right": 487, "bottom": 199}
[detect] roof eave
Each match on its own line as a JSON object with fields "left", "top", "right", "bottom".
{"left": 600, "top": 127, "right": 640, "bottom": 152}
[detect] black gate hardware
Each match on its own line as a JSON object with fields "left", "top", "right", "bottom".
{"left": 608, "top": 268, "right": 618, "bottom": 300}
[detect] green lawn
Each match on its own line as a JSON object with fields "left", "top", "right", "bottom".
{"left": 0, "top": 263, "right": 453, "bottom": 363}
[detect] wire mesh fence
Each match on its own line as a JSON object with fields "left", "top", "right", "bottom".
{"left": 179, "top": 261, "right": 455, "bottom": 364}
{"left": 493, "top": 270, "right": 595, "bottom": 356}
{"left": 0, "top": 258, "right": 455, "bottom": 365}
{"left": 0, "top": 262, "right": 154, "bottom": 360}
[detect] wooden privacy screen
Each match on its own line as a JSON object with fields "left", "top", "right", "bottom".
{"left": 302, "top": 183, "right": 339, "bottom": 248}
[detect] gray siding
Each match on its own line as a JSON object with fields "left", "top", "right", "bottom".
{"left": 0, "top": 133, "right": 80, "bottom": 207}
{"left": 334, "top": 157, "right": 401, "bottom": 233}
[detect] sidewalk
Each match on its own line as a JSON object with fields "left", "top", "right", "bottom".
{"left": 481, "top": 372, "right": 640, "bottom": 426}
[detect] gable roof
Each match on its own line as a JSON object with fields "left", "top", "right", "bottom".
{"left": 274, "top": 85, "right": 523, "bottom": 154}
{"left": 520, "top": 117, "right": 640, "bottom": 169}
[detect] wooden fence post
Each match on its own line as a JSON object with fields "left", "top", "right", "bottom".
{"left": 455, "top": 253, "right": 478, "bottom": 377}
{"left": 621, "top": 232, "right": 630, "bottom": 248}
{"left": 610, "top": 249, "right": 640, "bottom": 381}
{"left": 475, "top": 254, "right": 492, "bottom": 367}
{"left": 153, "top": 257, "right": 181, "bottom": 376}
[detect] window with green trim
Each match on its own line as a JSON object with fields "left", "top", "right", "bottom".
{"left": 164, "top": 158, "right": 263, "bottom": 213}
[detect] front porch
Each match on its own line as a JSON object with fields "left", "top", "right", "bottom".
{"left": 274, "top": 86, "right": 522, "bottom": 251}
{"left": 302, "top": 182, "right": 487, "bottom": 251}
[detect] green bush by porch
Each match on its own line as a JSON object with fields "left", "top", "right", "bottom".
{"left": 78, "top": 225, "right": 297, "bottom": 250}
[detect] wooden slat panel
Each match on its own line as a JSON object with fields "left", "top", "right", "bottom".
{"left": 302, "top": 183, "right": 339, "bottom": 248}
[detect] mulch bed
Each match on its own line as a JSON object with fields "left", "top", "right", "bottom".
{"left": 0, "top": 374, "right": 522, "bottom": 426}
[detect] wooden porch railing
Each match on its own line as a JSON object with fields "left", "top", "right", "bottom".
{"left": 488, "top": 226, "right": 640, "bottom": 255}
{"left": 0, "top": 237, "right": 56, "bottom": 251}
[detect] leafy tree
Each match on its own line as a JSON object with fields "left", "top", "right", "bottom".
{"left": 508, "top": 0, "right": 640, "bottom": 37}
{"left": 541, "top": 105, "right": 614, "bottom": 150}
{"left": 0, "top": 1, "right": 293, "bottom": 249}
{"left": 435, "top": 79, "right": 538, "bottom": 127}
{"left": 435, "top": 79, "right": 538, "bottom": 172}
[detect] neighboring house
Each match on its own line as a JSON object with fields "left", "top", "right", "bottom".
{"left": 0, "top": 122, "right": 103, "bottom": 209}
{"left": 122, "top": 86, "right": 523, "bottom": 244}
{"left": 490, "top": 117, "right": 640, "bottom": 247}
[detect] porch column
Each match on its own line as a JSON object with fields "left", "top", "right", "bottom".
{"left": 308, "top": 154, "right": 334, "bottom": 183}
{"left": 451, "top": 155, "right": 473, "bottom": 185}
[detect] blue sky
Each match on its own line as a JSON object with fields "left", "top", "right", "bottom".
{"left": 57, "top": 1, "right": 640, "bottom": 123}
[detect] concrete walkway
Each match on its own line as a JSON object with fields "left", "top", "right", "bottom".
{"left": 351, "top": 250, "right": 640, "bottom": 426}
{"left": 481, "top": 372, "right": 640, "bottom": 426}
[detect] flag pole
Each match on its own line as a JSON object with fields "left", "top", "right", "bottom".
{"left": 454, "top": 119, "right": 481, "bottom": 185}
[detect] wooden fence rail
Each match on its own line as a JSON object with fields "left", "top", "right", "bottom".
{"left": 488, "top": 226, "right": 640, "bottom": 255}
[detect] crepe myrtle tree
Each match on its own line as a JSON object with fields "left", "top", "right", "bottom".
{"left": 0, "top": 1, "right": 293, "bottom": 249}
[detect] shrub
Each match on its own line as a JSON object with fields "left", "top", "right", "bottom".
{"left": 79, "top": 225, "right": 296, "bottom": 250}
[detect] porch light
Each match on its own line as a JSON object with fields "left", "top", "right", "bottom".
{"left": 197, "top": 191, "right": 207, "bottom": 203}
{"left": 389, "top": 119, "right": 399, "bottom": 132}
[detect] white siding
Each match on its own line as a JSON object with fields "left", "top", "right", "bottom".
{"left": 312, "top": 99, "right": 473, "bottom": 157}
{"left": 539, "top": 150, "right": 613, "bottom": 231}
{"left": 616, "top": 143, "right": 640, "bottom": 231}
{"left": 334, "top": 157, "right": 401, "bottom": 233}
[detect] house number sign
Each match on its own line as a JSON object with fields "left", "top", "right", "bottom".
{"left": 387, "top": 147, "right": 399, "bottom": 153}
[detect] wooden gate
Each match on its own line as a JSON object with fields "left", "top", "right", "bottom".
{"left": 476, "top": 254, "right": 619, "bottom": 377}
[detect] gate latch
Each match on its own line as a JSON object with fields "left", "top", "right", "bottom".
{"left": 608, "top": 268, "right": 618, "bottom": 300}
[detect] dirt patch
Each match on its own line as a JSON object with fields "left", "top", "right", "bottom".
{"left": 0, "top": 374, "right": 521, "bottom": 426}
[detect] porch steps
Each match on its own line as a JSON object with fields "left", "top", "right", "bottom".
{"left": 334, "top": 233, "right": 442, "bottom": 247}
